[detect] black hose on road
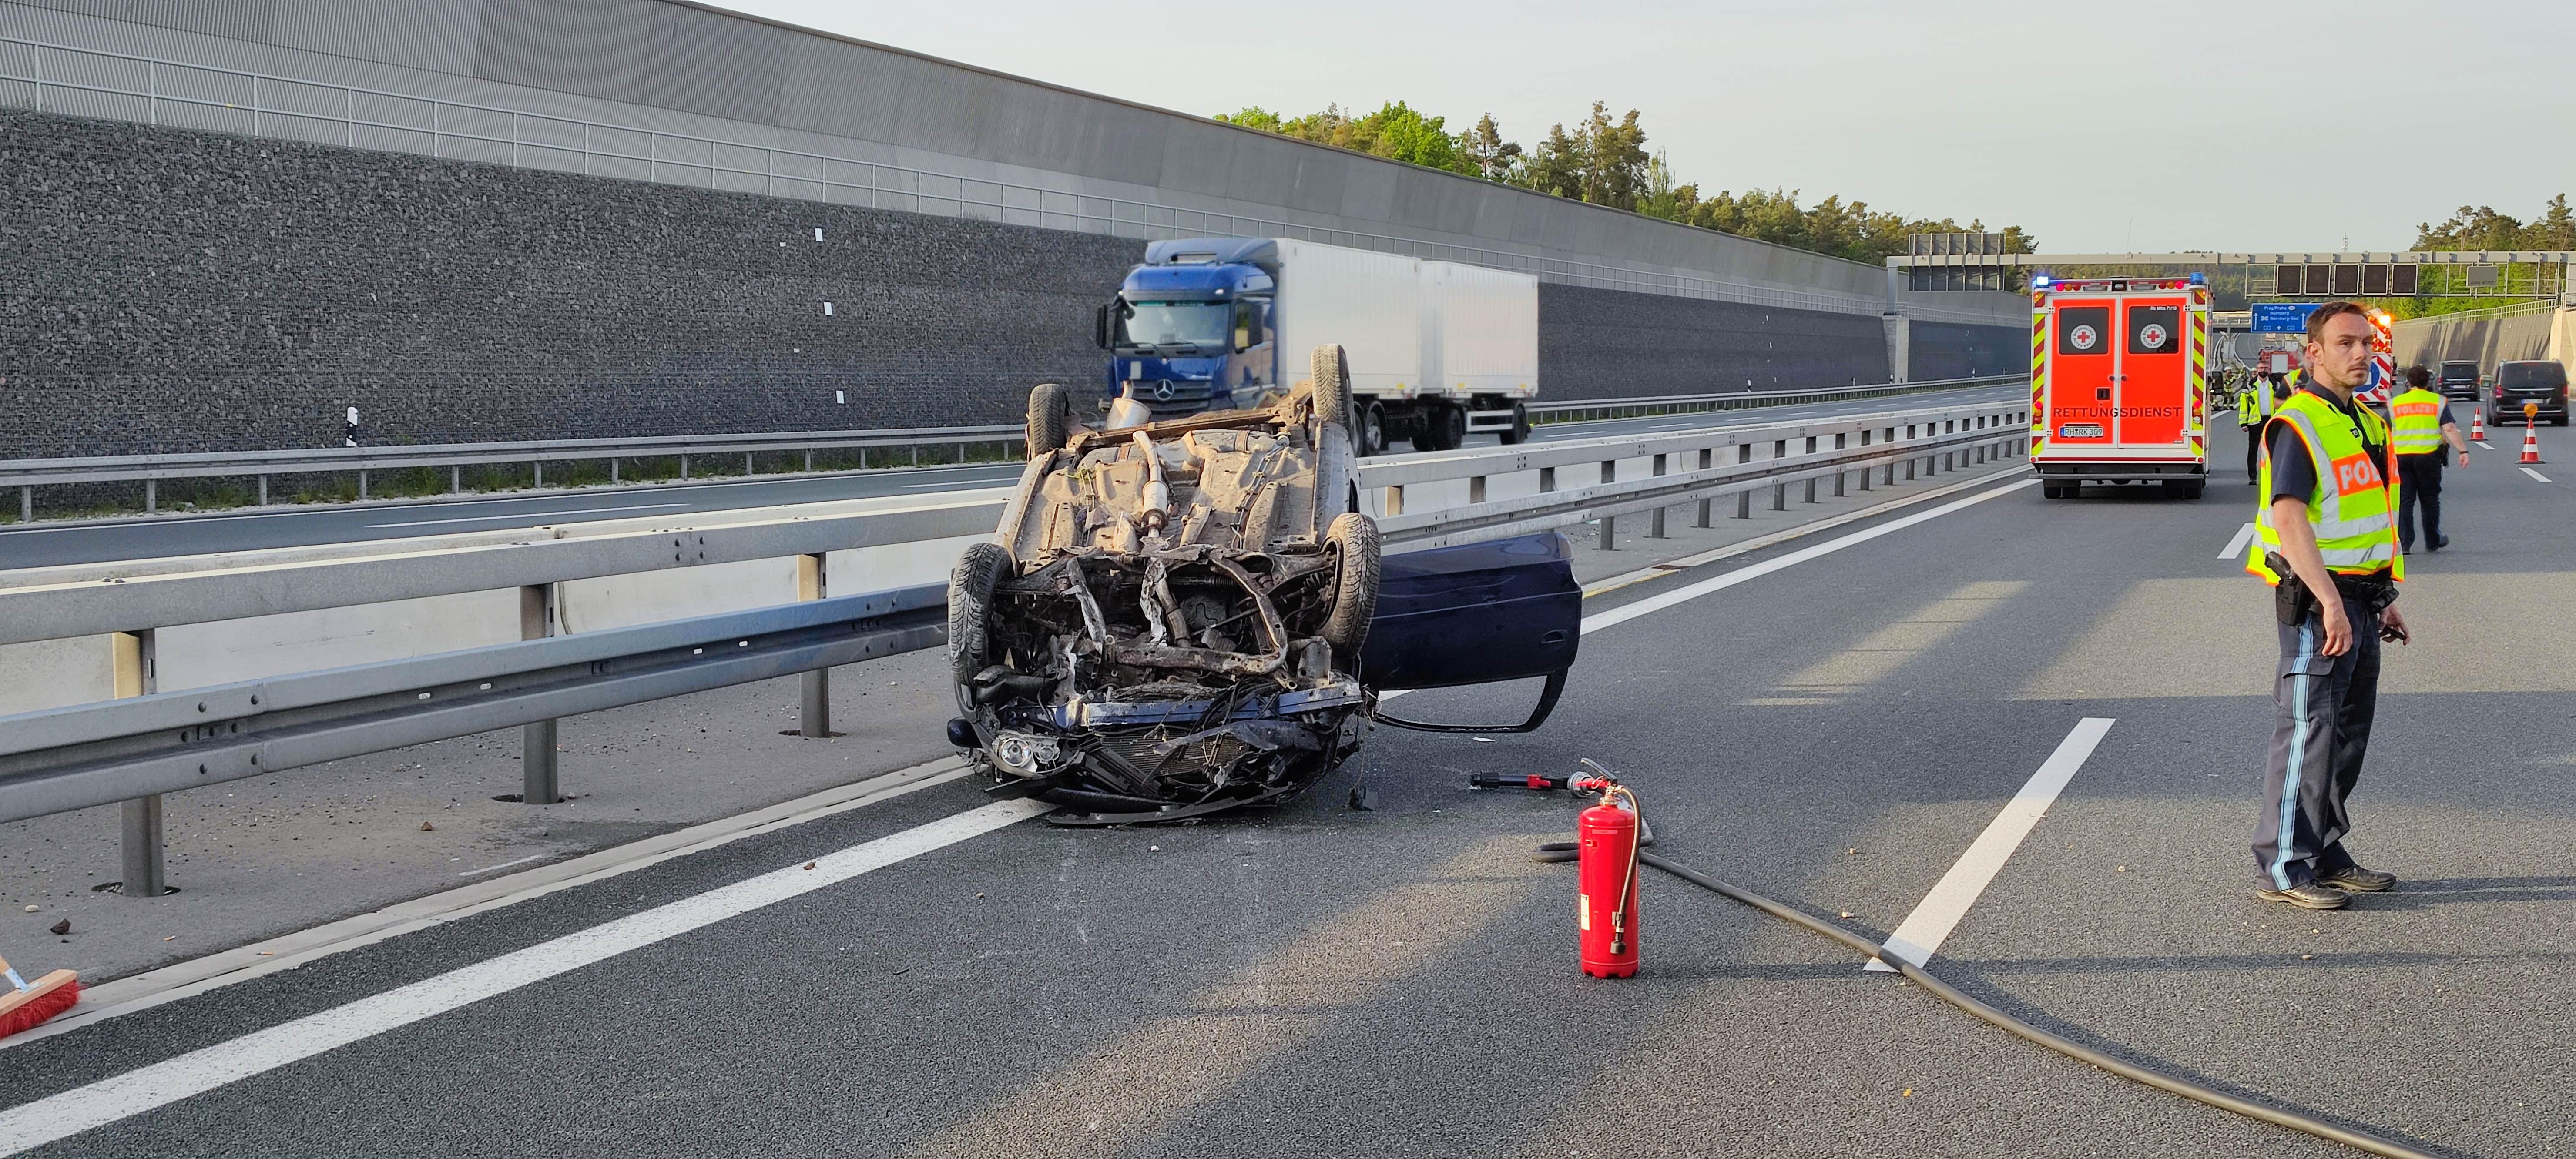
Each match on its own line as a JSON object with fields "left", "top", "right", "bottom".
{"left": 1534, "top": 842, "right": 2450, "bottom": 1159}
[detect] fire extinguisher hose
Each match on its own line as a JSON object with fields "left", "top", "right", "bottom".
{"left": 1536, "top": 843, "right": 2441, "bottom": 1159}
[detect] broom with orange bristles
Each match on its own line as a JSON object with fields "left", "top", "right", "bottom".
{"left": 0, "top": 954, "right": 78, "bottom": 1039}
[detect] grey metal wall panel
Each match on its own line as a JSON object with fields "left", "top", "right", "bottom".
{"left": 270, "top": 0, "right": 480, "bottom": 74}
{"left": 1153, "top": 119, "right": 1237, "bottom": 199}
{"left": 1337, "top": 157, "right": 1396, "bottom": 224}
{"left": 775, "top": 30, "right": 903, "bottom": 143}
{"left": 471, "top": 0, "right": 649, "bottom": 104}
{"left": 639, "top": 2, "right": 783, "bottom": 124}
{"left": 15, "top": 0, "right": 276, "bottom": 42}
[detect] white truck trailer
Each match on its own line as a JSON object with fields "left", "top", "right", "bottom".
{"left": 1096, "top": 237, "right": 1538, "bottom": 454}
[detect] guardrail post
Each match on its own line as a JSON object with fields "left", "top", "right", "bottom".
{"left": 1648, "top": 454, "right": 1667, "bottom": 538}
{"left": 804, "top": 449, "right": 814, "bottom": 472}
{"left": 611, "top": 458, "right": 621, "bottom": 483}
{"left": 681, "top": 456, "right": 690, "bottom": 480}
{"left": 360, "top": 470, "right": 371, "bottom": 499}
{"left": 1695, "top": 449, "right": 1713, "bottom": 526}
{"left": 1771, "top": 441, "right": 1788, "bottom": 510}
{"left": 1539, "top": 467, "right": 1555, "bottom": 493}
{"left": 1597, "top": 461, "right": 1616, "bottom": 549}
{"left": 1855, "top": 431, "right": 1872, "bottom": 491}
{"left": 144, "top": 479, "right": 156, "bottom": 515}
{"left": 520, "top": 584, "right": 561, "bottom": 805}
{"left": 111, "top": 629, "right": 169, "bottom": 898}
{"left": 1833, "top": 435, "right": 1848, "bottom": 496}
{"left": 18, "top": 486, "right": 29, "bottom": 523}
{"left": 1469, "top": 476, "right": 1487, "bottom": 505}
{"left": 450, "top": 466, "right": 462, "bottom": 494}
{"left": 1384, "top": 485, "right": 1404, "bottom": 516}
{"left": 798, "top": 554, "right": 834, "bottom": 739}
{"left": 530, "top": 462, "right": 540, "bottom": 489}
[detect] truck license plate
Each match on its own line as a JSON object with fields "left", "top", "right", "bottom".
{"left": 2057, "top": 423, "right": 2105, "bottom": 438}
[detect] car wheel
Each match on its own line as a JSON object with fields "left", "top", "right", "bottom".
{"left": 1025, "top": 383, "right": 1070, "bottom": 459}
{"left": 1310, "top": 345, "right": 1352, "bottom": 432}
{"left": 1357, "top": 402, "right": 1386, "bottom": 457}
{"left": 948, "top": 542, "right": 1015, "bottom": 688}
{"left": 1319, "top": 512, "right": 1381, "bottom": 663}
{"left": 2178, "top": 482, "right": 2204, "bottom": 500}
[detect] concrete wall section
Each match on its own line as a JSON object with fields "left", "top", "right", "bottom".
{"left": 1906, "top": 321, "right": 2026, "bottom": 382}
{"left": 2394, "top": 307, "right": 2567, "bottom": 375}
{"left": 0, "top": 108, "right": 1136, "bottom": 457}
{"left": 1537, "top": 284, "right": 1891, "bottom": 399}
{"left": 0, "top": 0, "right": 2023, "bottom": 326}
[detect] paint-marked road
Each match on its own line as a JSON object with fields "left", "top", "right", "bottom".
{"left": 2218, "top": 522, "right": 2257, "bottom": 560}
{"left": 1866, "top": 717, "right": 2115, "bottom": 971}
{"left": 2522, "top": 467, "right": 2553, "bottom": 483}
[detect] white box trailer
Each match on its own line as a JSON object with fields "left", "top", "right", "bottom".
{"left": 1100, "top": 238, "right": 1539, "bottom": 454}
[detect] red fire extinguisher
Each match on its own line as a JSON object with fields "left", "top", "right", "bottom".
{"left": 1578, "top": 783, "right": 1641, "bottom": 978}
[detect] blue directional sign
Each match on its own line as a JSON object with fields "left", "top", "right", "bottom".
{"left": 2250, "top": 302, "right": 2319, "bottom": 333}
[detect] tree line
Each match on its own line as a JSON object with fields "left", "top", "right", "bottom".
{"left": 2414, "top": 196, "right": 2574, "bottom": 251}
{"left": 1214, "top": 101, "right": 2033, "bottom": 265}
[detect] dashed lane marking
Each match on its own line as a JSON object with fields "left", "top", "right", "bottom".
{"left": 1867, "top": 717, "right": 2116, "bottom": 972}
{"left": 2523, "top": 467, "right": 2553, "bottom": 483}
{"left": 2218, "top": 522, "right": 2257, "bottom": 560}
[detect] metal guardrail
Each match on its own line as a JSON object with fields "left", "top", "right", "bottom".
{"left": 0, "top": 586, "right": 944, "bottom": 825}
{"left": 0, "top": 33, "right": 2017, "bottom": 327}
{"left": 0, "top": 423, "right": 1028, "bottom": 519}
{"left": 1361, "top": 401, "right": 2029, "bottom": 549}
{"left": 0, "top": 396, "right": 2033, "bottom": 894}
{"left": 1524, "top": 375, "right": 2017, "bottom": 424}
{"left": 0, "top": 377, "right": 2018, "bottom": 522}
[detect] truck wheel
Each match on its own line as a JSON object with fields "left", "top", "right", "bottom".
{"left": 1310, "top": 345, "right": 1353, "bottom": 432}
{"left": 1319, "top": 512, "right": 1380, "bottom": 663}
{"left": 1411, "top": 405, "right": 1446, "bottom": 454}
{"left": 948, "top": 542, "right": 1016, "bottom": 687}
{"left": 1356, "top": 402, "right": 1386, "bottom": 457}
{"left": 1026, "top": 383, "right": 1070, "bottom": 459}
{"left": 1439, "top": 404, "right": 1468, "bottom": 450}
{"left": 1498, "top": 402, "right": 1531, "bottom": 445}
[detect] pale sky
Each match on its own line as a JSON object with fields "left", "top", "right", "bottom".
{"left": 715, "top": 1, "right": 2573, "bottom": 255}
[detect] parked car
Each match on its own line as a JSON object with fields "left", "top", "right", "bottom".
{"left": 947, "top": 344, "right": 1580, "bottom": 824}
{"left": 2436, "top": 359, "right": 2482, "bottom": 401}
{"left": 2487, "top": 360, "right": 2570, "bottom": 426}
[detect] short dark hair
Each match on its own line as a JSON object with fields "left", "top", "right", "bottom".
{"left": 2406, "top": 365, "right": 2431, "bottom": 387}
{"left": 2306, "top": 300, "right": 2371, "bottom": 345}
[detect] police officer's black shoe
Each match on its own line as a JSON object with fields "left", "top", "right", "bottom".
{"left": 2316, "top": 865, "right": 2396, "bottom": 892}
{"left": 2256, "top": 881, "right": 2351, "bottom": 910}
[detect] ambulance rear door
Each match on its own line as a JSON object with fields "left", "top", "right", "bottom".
{"left": 2041, "top": 294, "right": 2116, "bottom": 454}
{"left": 2112, "top": 291, "right": 2192, "bottom": 456}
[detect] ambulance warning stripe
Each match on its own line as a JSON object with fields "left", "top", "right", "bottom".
{"left": 2030, "top": 310, "right": 2049, "bottom": 449}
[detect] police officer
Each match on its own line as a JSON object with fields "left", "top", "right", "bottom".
{"left": 2249, "top": 301, "right": 2412, "bottom": 911}
{"left": 2239, "top": 370, "right": 2283, "bottom": 485}
{"left": 2388, "top": 365, "right": 2469, "bottom": 553}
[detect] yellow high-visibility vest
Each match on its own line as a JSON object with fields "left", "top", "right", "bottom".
{"left": 2389, "top": 388, "right": 2447, "bottom": 455}
{"left": 2250, "top": 391, "right": 2405, "bottom": 584}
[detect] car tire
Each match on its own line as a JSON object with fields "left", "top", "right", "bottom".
{"left": 2178, "top": 482, "right": 2204, "bottom": 500}
{"left": 948, "top": 542, "right": 1015, "bottom": 688}
{"left": 1357, "top": 402, "right": 1386, "bottom": 457}
{"left": 1311, "top": 345, "right": 1353, "bottom": 432}
{"left": 1026, "top": 383, "right": 1070, "bottom": 459}
{"left": 1319, "top": 512, "right": 1381, "bottom": 663}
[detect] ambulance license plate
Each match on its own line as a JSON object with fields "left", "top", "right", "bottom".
{"left": 2057, "top": 423, "right": 2105, "bottom": 438}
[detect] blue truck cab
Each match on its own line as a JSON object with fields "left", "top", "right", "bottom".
{"left": 1094, "top": 238, "right": 1280, "bottom": 427}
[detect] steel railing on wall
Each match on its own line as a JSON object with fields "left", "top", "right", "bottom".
{"left": 0, "top": 34, "right": 2013, "bottom": 327}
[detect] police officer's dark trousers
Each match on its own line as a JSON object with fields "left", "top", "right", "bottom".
{"left": 2254, "top": 594, "right": 2381, "bottom": 888}
{"left": 2395, "top": 453, "right": 2443, "bottom": 550}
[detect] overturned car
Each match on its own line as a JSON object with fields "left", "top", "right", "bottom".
{"left": 948, "top": 345, "right": 1580, "bottom": 823}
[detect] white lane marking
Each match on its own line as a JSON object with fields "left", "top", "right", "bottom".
{"left": 0, "top": 797, "right": 1050, "bottom": 1154}
{"left": 2523, "top": 467, "right": 2553, "bottom": 483}
{"left": 2, "top": 758, "right": 971, "bottom": 1051}
{"left": 1865, "top": 717, "right": 2116, "bottom": 972}
{"left": 455, "top": 852, "right": 550, "bottom": 878}
{"left": 2475, "top": 441, "right": 2496, "bottom": 451}
{"left": 903, "top": 473, "right": 1019, "bottom": 489}
{"left": 1580, "top": 479, "right": 2038, "bottom": 636}
{"left": 2218, "top": 522, "right": 2257, "bottom": 560}
{"left": 362, "top": 502, "right": 684, "bottom": 529}
{"left": 1583, "top": 466, "right": 2024, "bottom": 598}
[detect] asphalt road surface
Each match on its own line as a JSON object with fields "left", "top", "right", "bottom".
{"left": 0, "top": 384, "right": 2018, "bottom": 570}
{"left": 2, "top": 418, "right": 2565, "bottom": 1157}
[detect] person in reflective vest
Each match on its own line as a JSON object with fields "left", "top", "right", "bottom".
{"left": 2246, "top": 302, "right": 2413, "bottom": 911}
{"left": 2238, "top": 371, "right": 2284, "bottom": 485}
{"left": 2388, "top": 366, "right": 2469, "bottom": 553}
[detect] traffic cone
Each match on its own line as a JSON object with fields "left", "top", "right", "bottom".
{"left": 2521, "top": 424, "right": 2542, "bottom": 464}
{"left": 2470, "top": 410, "right": 2485, "bottom": 441}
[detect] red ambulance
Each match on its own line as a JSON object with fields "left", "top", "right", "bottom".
{"left": 2029, "top": 274, "right": 2210, "bottom": 499}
